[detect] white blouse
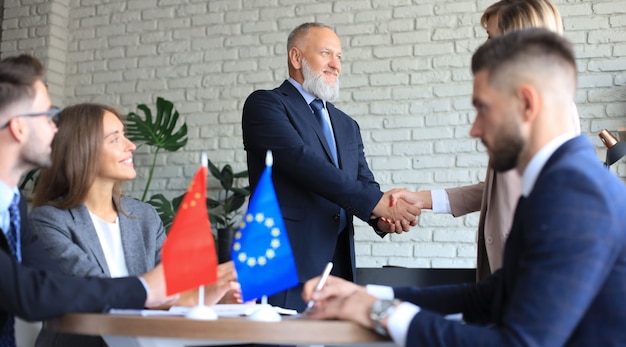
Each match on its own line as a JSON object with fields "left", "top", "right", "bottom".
{"left": 89, "top": 211, "right": 129, "bottom": 278}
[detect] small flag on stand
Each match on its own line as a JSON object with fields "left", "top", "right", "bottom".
{"left": 231, "top": 150, "right": 299, "bottom": 302}
{"left": 162, "top": 155, "right": 218, "bottom": 296}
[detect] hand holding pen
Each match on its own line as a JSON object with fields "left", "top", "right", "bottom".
{"left": 301, "top": 269, "right": 368, "bottom": 318}
{"left": 304, "top": 262, "right": 333, "bottom": 312}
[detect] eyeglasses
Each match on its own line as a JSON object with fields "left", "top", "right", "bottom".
{"left": 0, "top": 107, "right": 62, "bottom": 130}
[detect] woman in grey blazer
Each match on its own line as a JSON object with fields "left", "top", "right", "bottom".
{"left": 29, "top": 104, "right": 238, "bottom": 347}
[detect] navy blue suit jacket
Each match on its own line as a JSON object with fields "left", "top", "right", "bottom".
{"left": 0, "top": 194, "right": 145, "bottom": 331}
{"left": 242, "top": 80, "right": 383, "bottom": 309}
{"left": 394, "top": 136, "right": 626, "bottom": 346}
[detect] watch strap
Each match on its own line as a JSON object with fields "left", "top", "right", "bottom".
{"left": 369, "top": 299, "right": 400, "bottom": 336}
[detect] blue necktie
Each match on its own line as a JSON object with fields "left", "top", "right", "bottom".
{"left": 310, "top": 99, "right": 338, "bottom": 166}
{"left": 6, "top": 193, "right": 21, "bottom": 262}
{"left": 0, "top": 193, "right": 21, "bottom": 347}
{"left": 310, "top": 99, "right": 347, "bottom": 232}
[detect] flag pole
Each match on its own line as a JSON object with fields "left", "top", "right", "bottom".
{"left": 198, "top": 286, "right": 205, "bottom": 307}
{"left": 266, "top": 150, "right": 273, "bottom": 167}
{"left": 198, "top": 152, "right": 208, "bottom": 308}
{"left": 246, "top": 150, "right": 281, "bottom": 322}
{"left": 202, "top": 152, "right": 208, "bottom": 169}
{"left": 185, "top": 152, "right": 217, "bottom": 320}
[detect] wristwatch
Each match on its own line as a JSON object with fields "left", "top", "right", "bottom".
{"left": 369, "top": 299, "right": 400, "bottom": 336}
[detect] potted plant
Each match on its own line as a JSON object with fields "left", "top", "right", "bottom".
{"left": 206, "top": 159, "right": 250, "bottom": 263}
{"left": 125, "top": 96, "right": 251, "bottom": 263}
{"left": 125, "top": 96, "right": 188, "bottom": 229}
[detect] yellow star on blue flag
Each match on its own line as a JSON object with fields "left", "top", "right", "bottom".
{"left": 231, "top": 150, "right": 298, "bottom": 302}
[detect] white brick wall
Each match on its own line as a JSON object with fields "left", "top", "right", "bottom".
{"left": 1, "top": 0, "right": 68, "bottom": 105}
{"left": 2, "top": 0, "right": 626, "bottom": 268}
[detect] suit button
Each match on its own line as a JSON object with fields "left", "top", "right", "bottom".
{"left": 333, "top": 214, "right": 340, "bottom": 221}
{"left": 486, "top": 236, "right": 493, "bottom": 244}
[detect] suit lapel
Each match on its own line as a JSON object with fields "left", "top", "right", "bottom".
{"left": 326, "top": 103, "right": 344, "bottom": 168}
{"left": 279, "top": 81, "right": 338, "bottom": 166}
{"left": 117, "top": 199, "right": 148, "bottom": 275}
{"left": 73, "top": 205, "right": 112, "bottom": 276}
{"left": 493, "top": 195, "right": 527, "bottom": 323}
{"left": 0, "top": 228, "right": 8, "bottom": 253}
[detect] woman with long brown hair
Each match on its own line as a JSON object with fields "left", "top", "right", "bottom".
{"left": 30, "top": 103, "right": 239, "bottom": 347}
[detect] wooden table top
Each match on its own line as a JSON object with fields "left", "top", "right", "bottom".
{"left": 44, "top": 313, "right": 390, "bottom": 345}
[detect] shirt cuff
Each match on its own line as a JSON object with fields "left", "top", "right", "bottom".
{"left": 431, "top": 189, "right": 452, "bottom": 214}
{"left": 388, "top": 302, "right": 420, "bottom": 347}
{"left": 138, "top": 276, "right": 150, "bottom": 300}
{"left": 366, "top": 284, "right": 395, "bottom": 300}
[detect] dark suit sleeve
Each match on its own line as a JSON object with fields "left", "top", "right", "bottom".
{"left": 395, "top": 150, "right": 626, "bottom": 346}
{"left": 242, "top": 89, "right": 382, "bottom": 221}
{"left": 0, "top": 249, "right": 146, "bottom": 322}
{"left": 393, "top": 271, "right": 501, "bottom": 323}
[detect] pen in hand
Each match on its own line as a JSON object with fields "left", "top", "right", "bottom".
{"left": 304, "top": 262, "right": 333, "bottom": 312}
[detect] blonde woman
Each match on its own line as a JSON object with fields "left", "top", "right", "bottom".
{"left": 406, "top": 0, "right": 580, "bottom": 280}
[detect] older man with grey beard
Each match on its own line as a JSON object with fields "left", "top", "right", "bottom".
{"left": 242, "top": 22, "right": 422, "bottom": 312}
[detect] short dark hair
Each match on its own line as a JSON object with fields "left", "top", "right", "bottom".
{"left": 471, "top": 27, "right": 576, "bottom": 84}
{"left": 0, "top": 54, "right": 44, "bottom": 113}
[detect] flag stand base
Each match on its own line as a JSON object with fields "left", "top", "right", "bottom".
{"left": 185, "top": 305, "right": 218, "bottom": 320}
{"left": 247, "top": 304, "right": 282, "bottom": 322}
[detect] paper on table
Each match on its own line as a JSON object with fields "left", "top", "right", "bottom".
{"left": 109, "top": 304, "right": 298, "bottom": 317}
{"left": 109, "top": 308, "right": 181, "bottom": 317}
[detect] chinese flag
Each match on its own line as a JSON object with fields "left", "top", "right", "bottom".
{"left": 162, "top": 165, "right": 218, "bottom": 295}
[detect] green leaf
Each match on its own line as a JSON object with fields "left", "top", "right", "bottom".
{"left": 126, "top": 97, "right": 188, "bottom": 152}
{"left": 209, "top": 213, "right": 226, "bottom": 228}
{"left": 147, "top": 194, "right": 176, "bottom": 231}
{"left": 229, "top": 194, "right": 247, "bottom": 212}
{"left": 125, "top": 96, "right": 189, "bottom": 202}
{"left": 233, "top": 170, "right": 248, "bottom": 179}
{"left": 220, "top": 165, "right": 234, "bottom": 190}
{"left": 205, "top": 159, "right": 251, "bottom": 229}
{"left": 231, "top": 187, "right": 250, "bottom": 196}
{"left": 19, "top": 169, "right": 39, "bottom": 191}
{"left": 207, "top": 198, "right": 220, "bottom": 209}
{"left": 207, "top": 159, "right": 221, "bottom": 180}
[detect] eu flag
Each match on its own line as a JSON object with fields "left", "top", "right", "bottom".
{"left": 231, "top": 151, "right": 299, "bottom": 302}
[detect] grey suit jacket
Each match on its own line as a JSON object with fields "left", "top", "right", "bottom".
{"left": 29, "top": 197, "right": 165, "bottom": 347}
{"left": 29, "top": 197, "right": 165, "bottom": 278}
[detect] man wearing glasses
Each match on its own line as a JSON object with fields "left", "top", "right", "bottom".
{"left": 0, "top": 54, "right": 174, "bottom": 347}
{"left": 0, "top": 107, "right": 61, "bottom": 129}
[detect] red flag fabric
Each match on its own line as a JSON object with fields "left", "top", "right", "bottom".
{"left": 162, "top": 166, "right": 218, "bottom": 295}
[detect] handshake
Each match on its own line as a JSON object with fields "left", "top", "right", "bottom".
{"left": 371, "top": 189, "right": 432, "bottom": 234}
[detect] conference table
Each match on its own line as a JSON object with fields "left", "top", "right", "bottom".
{"left": 43, "top": 311, "right": 393, "bottom": 347}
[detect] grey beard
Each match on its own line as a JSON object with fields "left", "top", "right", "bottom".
{"left": 301, "top": 59, "right": 340, "bottom": 102}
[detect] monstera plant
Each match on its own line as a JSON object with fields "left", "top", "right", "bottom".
{"left": 126, "top": 96, "right": 188, "bottom": 229}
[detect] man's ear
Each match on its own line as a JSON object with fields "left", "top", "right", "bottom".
{"left": 518, "top": 84, "right": 541, "bottom": 124}
{"left": 288, "top": 47, "right": 302, "bottom": 70}
{"left": 7, "top": 118, "right": 27, "bottom": 144}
